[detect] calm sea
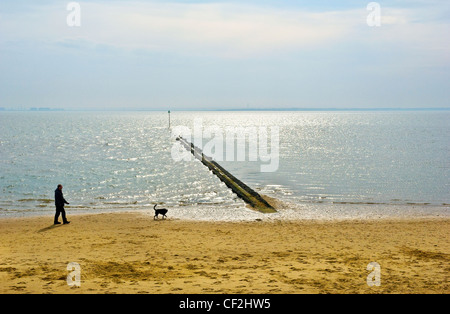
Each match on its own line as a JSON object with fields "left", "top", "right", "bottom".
{"left": 0, "top": 110, "right": 448, "bottom": 220}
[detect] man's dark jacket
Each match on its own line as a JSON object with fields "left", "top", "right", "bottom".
{"left": 55, "top": 189, "right": 69, "bottom": 207}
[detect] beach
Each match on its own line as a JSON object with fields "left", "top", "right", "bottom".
{"left": 1, "top": 212, "right": 448, "bottom": 294}
{"left": 2, "top": 0, "right": 449, "bottom": 298}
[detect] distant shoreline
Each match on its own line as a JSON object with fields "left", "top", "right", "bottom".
{"left": 1, "top": 108, "right": 449, "bottom": 112}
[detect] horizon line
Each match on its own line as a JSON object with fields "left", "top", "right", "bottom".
{"left": 1, "top": 107, "right": 449, "bottom": 112}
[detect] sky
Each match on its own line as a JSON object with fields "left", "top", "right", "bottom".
{"left": 0, "top": 0, "right": 449, "bottom": 110}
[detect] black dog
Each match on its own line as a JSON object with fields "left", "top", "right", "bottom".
{"left": 153, "top": 204, "right": 168, "bottom": 220}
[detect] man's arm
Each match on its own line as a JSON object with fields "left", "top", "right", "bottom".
{"left": 62, "top": 193, "right": 69, "bottom": 205}
{"left": 55, "top": 190, "right": 69, "bottom": 205}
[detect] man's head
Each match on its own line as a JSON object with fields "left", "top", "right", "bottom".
{"left": 57, "top": 184, "right": 63, "bottom": 190}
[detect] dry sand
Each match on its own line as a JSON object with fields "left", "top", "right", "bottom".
{"left": 0, "top": 212, "right": 448, "bottom": 294}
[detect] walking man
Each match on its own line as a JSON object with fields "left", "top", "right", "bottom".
{"left": 54, "top": 184, "right": 70, "bottom": 225}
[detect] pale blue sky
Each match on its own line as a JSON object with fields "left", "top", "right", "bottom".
{"left": 0, "top": 0, "right": 449, "bottom": 110}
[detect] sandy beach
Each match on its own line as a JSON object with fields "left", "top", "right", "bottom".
{"left": 0, "top": 212, "right": 448, "bottom": 294}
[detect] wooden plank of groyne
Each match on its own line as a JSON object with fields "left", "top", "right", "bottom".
{"left": 176, "top": 137, "right": 276, "bottom": 213}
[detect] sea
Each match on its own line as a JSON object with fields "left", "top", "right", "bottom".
{"left": 0, "top": 110, "right": 448, "bottom": 221}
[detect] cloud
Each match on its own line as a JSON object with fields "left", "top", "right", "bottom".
{"left": 364, "top": 5, "right": 450, "bottom": 68}
{"left": 0, "top": 0, "right": 449, "bottom": 63}
{"left": 0, "top": 1, "right": 360, "bottom": 57}
{"left": 1, "top": 1, "right": 449, "bottom": 109}
{"left": 74, "top": 2, "right": 361, "bottom": 58}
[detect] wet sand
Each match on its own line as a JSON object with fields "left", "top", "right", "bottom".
{"left": 0, "top": 212, "right": 448, "bottom": 294}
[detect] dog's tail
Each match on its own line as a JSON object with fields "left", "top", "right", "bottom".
{"left": 153, "top": 204, "right": 157, "bottom": 210}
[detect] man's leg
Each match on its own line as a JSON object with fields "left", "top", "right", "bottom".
{"left": 54, "top": 207, "right": 61, "bottom": 224}
{"left": 61, "top": 207, "right": 68, "bottom": 223}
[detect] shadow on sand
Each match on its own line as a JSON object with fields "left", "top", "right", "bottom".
{"left": 37, "top": 224, "right": 65, "bottom": 233}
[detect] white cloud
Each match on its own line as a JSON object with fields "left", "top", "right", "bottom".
{"left": 0, "top": 2, "right": 360, "bottom": 57}
{"left": 0, "top": 1, "right": 449, "bottom": 63}
{"left": 75, "top": 2, "right": 360, "bottom": 57}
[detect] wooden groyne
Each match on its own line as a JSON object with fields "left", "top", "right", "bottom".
{"left": 176, "top": 137, "right": 276, "bottom": 213}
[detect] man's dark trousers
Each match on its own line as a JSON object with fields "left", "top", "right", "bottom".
{"left": 54, "top": 206, "right": 68, "bottom": 224}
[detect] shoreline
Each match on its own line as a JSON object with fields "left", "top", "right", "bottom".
{"left": 1, "top": 199, "right": 449, "bottom": 222}
{"left": 1, "top": 212, "right": 449, "bottom": 294}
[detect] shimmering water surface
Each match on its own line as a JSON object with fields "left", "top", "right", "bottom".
{"left": 0, "top": 111, "right": 448, "bottom": 220}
